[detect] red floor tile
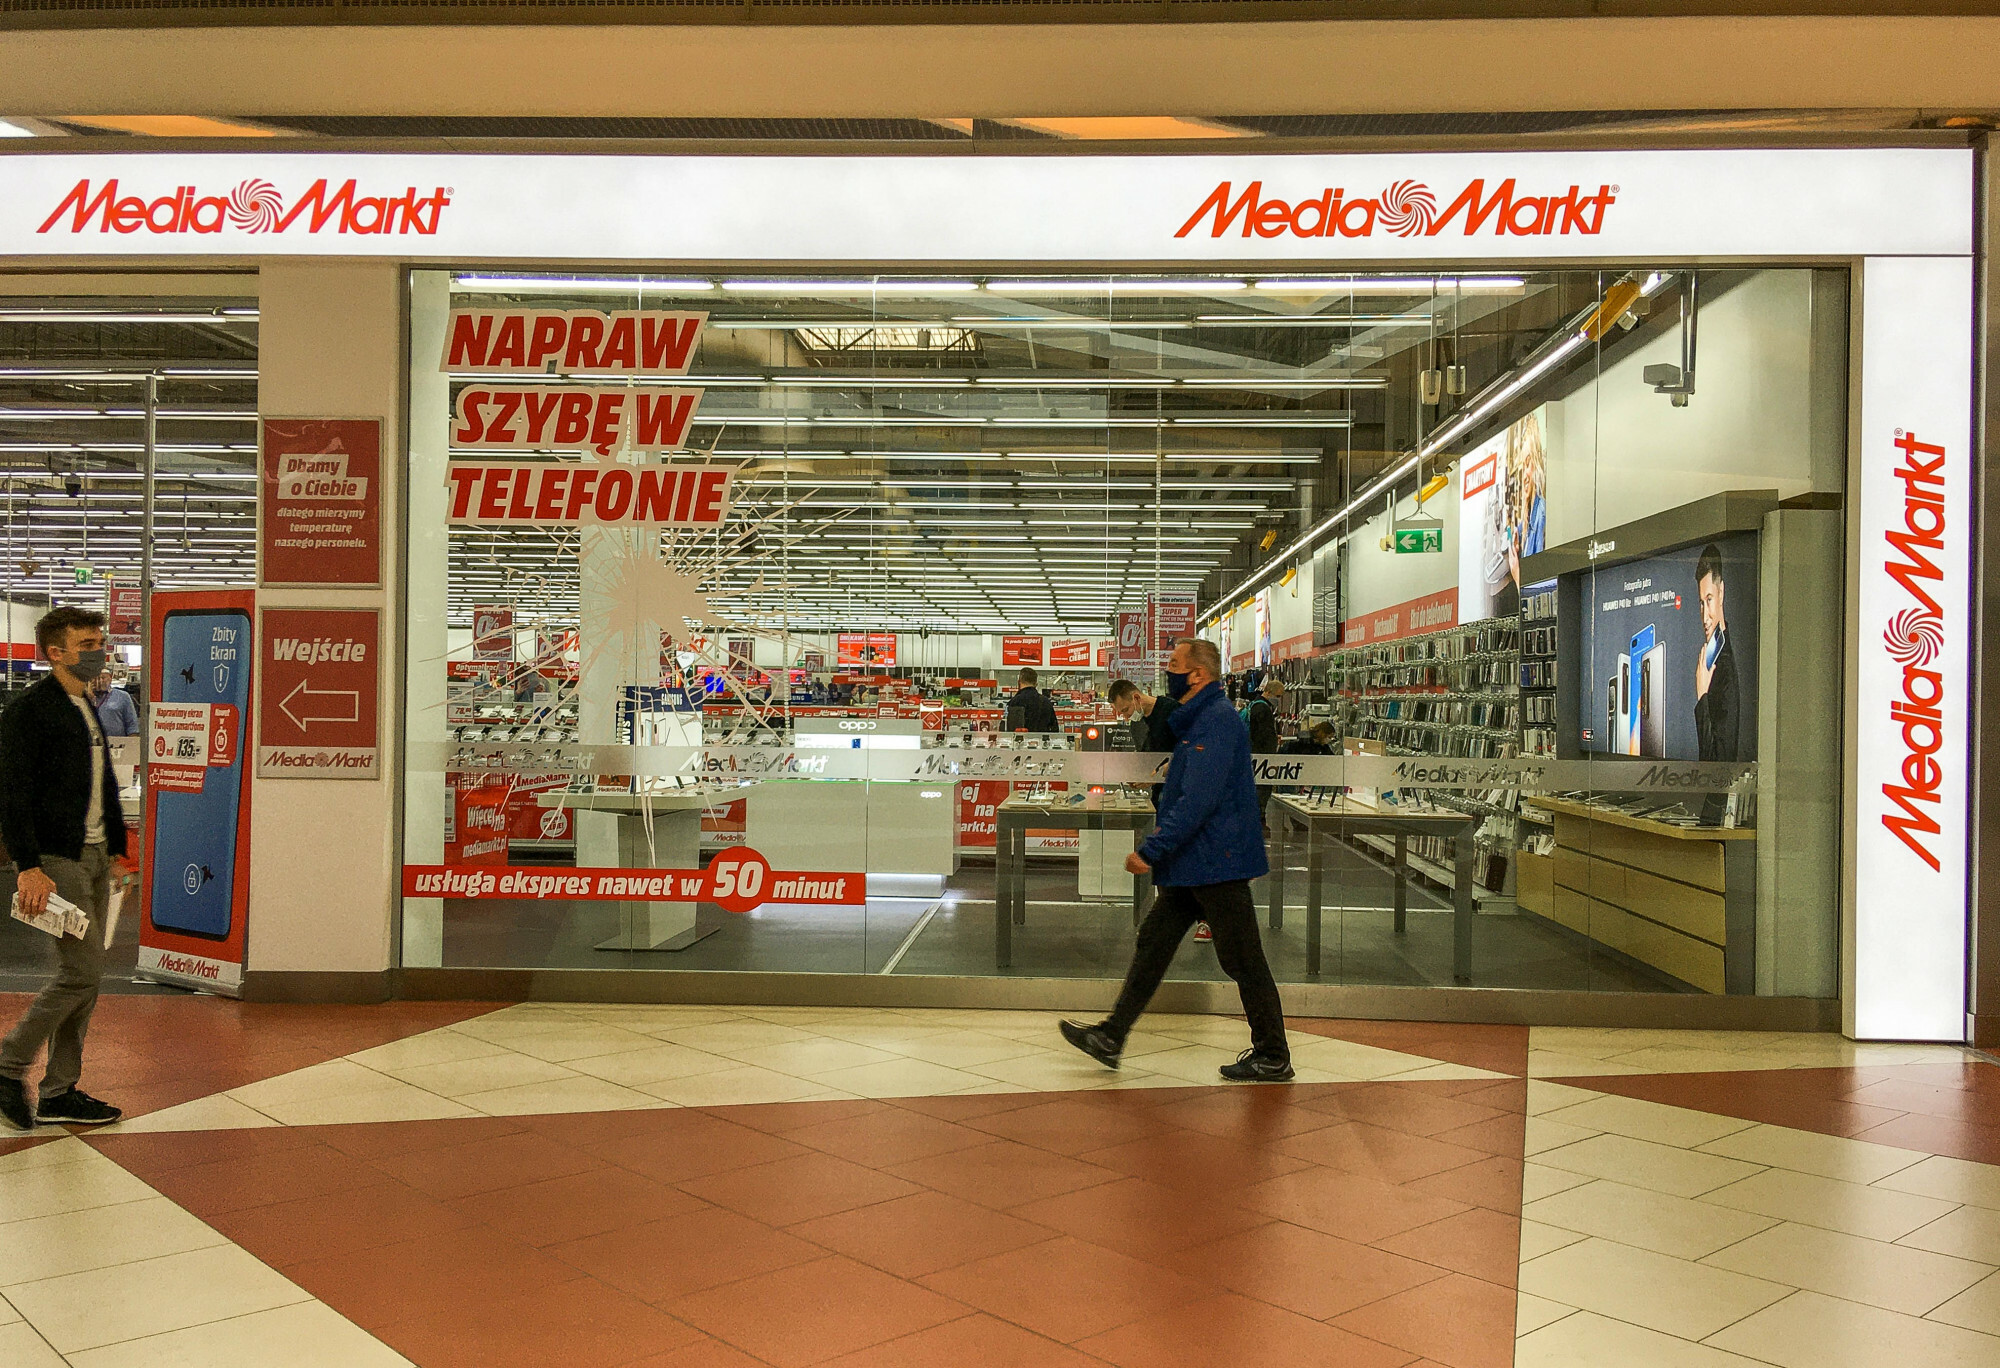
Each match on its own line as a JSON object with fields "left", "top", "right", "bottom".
{"left": 819, "top": 1313, "right": 1105, "bottom": 1368}
{"left": 1332, "top": 1273, "right": 1516, "bottom": 1368}
{"left": 1427, "top": 1114, "right": 1529, "bottom": 1159}
{"left": 1146, "top": 1087, "right": 1343, "bottom": 1142}
{"left": 1009, "top": 1177, "right": 1271, "bottom": 1263}
{"left": 208, "top": 1178, "right": 480, "bottom": 1268}
{"left": 1563, "top": 1069, "right": 1908, "bottom": 1141}
{"left": 1843, "top": 1077, "right": 2000, "bottom": 1121}
{"left": 1168, "top": 1219, "right": 1448, "bottom": 1321}
{"left": 1080, "top": 1293, "right": 1421, "bottom": 1368}
{"left": 589, "top": 1112, "right": 813, "bottom": 1184}
{"left": 783, "top": 1108, "right": 991, "bottom": 1167}
{"left": 377, "top": 1273, "right": 705, "bottom": 1368}
{"left": 371, "top": 1128, "right": 608, "bottom": 1201}
{"left": 85, "top": 1123, "right": 322, "bottom": 1175}
{"left": 521, "top": 1106, "right": 711, "bottom": 1148}
{"left": 144, "top": 1141, "right": 397, "bottom": 1217}
{"left": 681, "top": 1151, "right": 924, "bottom": 1227}
{"left": 1078, "top": 1129, "right": 1313, "bottom": 1193}
{"left": 623, "top": 1339, "right": 776, "bottom": 1368}
{"left": 287, "top": 1224, "right": 591, "bottom": 1333}
{"left": 1240, "top": 1167, "right": 1470, "bottom": 1246}
{"left": 1288, "top": 1017, "right": 1529, "bottom": 1077}
{"left": 709, "top": 1097, "right": 889, "bottom": 1136}
{"left": 918, "top": 1236, "right": 1209, "bottom": 1344}
{"left": 1850, "top": 1111, "right": 2000, "bottom": 1166}
{"left": 888, "top": 1139, "right": 1122, "bottom": 1210}
{"left": 450, "top": 1165, "right": 710, "bottom": 1247}
{"left": 1298, "top": 1083, "right": 1514, "bottom": 1137}
{"left": 1276, "top": 1121, "right": 1492, "bottom": 1185}
{"left": 1404, "top": 1156, "right": 1528, "bottom": 1213}
{"left": 668, "top": 1255, "right": 969, "bottom": 1368}
{"left": 789, "top": 1191, "right": 1059, "bottom": 1279}
{"left": 887, "top": 1092, "right": 1051, "bottom": 1122}
{"left": 963, "top": 1096, "right": 1174, "bottom": 1156}
{"left": 311, "top": 1115, "right": 532, "bottom": 1162}
{"left": 1373, "top": 1207, "right": 1522, "bottom": 1286}
{"left": 550, "top": 1205, "right": 824, "bottom": 1304}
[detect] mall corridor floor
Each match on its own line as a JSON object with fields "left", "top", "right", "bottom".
{"left": 0, "top": 999, "right": 1995, "bottom": 1367}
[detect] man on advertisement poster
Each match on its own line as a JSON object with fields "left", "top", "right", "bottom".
{"left": 0, "top": 608, "right": 131, "bottom": 1128}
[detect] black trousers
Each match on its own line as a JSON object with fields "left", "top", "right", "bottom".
{"left": 1105, "top": 880, "right": 1289, "bottom": 1061}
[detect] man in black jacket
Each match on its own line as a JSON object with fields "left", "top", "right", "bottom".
{"left": 1004, "top": 668, "right": 1059, "bottom": 734}
{"left": 0, "top": 607, "right": 130, "bottom": 1129}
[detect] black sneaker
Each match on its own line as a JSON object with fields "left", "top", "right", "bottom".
{"left": 0, "top": 1076, "right": 30, "bottom": 1130}
{"left": 38, "top": 1089, "right": 121, "bottom": 1125}
{"left": 1059, "top": 1020, "right": 1123, "bottom": 1070}
{"left": 1219, "top": 1050, "right": 1295, "bottom": 1083}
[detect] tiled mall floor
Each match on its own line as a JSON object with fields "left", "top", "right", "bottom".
{"left": 0, "top": 997, "right": 1995, "bottom": 1366}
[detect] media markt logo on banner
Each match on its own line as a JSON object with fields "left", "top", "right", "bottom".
{"left": 37, "top": 176, "right": 452, "bottom": 237}
{"left": 1879, "top": 429, "right": 1949, "bottom": 871}
{"left": 1176, "top": 176, "right": 1617, "bottom": 240}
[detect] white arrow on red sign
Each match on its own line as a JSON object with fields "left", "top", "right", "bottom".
{"left": 280, "top": 679, "right": 361, "bottom": 730}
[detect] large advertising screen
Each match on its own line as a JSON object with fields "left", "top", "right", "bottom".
{"left": 1573, "top": 532, "right": 1760, "bottom": 764}
{"left": 1458, "top": 408, "right": 1548, "bottom": 625}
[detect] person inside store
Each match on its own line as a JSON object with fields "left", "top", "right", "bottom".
{"left": 1107, "top": 677, "right": 1178, "bottom": 754}
{"left": 1693, "top": 542, "right": 1739, "bottom": 823}
{"left": 88, "top": 669, "right": 138, "bottom": 738}
{"left": 1059, "top": 637, "right": 1292, "bottom": 1083}
{"left": 1004, "top": 667, "right": 1059, "bottom": 734}
{"left": 0, "top": 607, "right": 133, "bottom": 1129}
{"left": 1280, "top": 720, "right": 1336, "bottom": 757}
{"left": 1245, "top": 677, "right": 1283, "bottom": 826}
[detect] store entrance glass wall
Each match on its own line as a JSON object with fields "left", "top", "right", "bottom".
{"left": 401, "top": 265, "right": 1846, "bottom": 1006}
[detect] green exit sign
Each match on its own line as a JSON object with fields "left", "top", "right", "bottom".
{"left": 73, "top": 563, "right": 94, "bottom": 585}
{"left": 1394, "top": 528, "right": 1443, "bottom": 554}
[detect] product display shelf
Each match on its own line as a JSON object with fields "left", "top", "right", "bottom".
{"left": 1519, "top": 583, "right": 1560, "bottom": 763}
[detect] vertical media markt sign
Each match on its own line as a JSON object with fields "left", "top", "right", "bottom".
{"left": 260, "top": 418, "right": 383, "bottom": 588}
{"left": 256, "top": 608, "right": 381, "bottom": 779}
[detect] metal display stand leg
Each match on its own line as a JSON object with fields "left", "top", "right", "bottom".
{"left": 996, "top": 819, "right": 1016, "bottom": 970}
{"left": 1307, "top": 823, "right": 1325, "bottom": 976}
{"left": 1268, "top": 807, "right": 1288, "bottom": 931}
{"left": 1393, "top": 833, "right": 1409, "bottom": 934}
{"left": 1453, "top": 826, "right": 1475, "bottom": 984}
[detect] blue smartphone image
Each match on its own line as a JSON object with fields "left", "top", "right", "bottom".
{"left": 150, "top": 610, "right": 250, "bottom": 939}
{"left": 1626, "top": 626, "right": 1656, "bottom": 756}
{"left": 1704, "top": 626, "right": 1726, "bottom": 670}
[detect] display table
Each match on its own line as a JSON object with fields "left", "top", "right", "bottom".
{"left": 1529, "top": 796, "right": 1755, "bottom": 994}
{"left": 537, "top": 790, "right": 718, "bottom": 952}
{"left": 1268, "top": 794, "right": 1482, "bottom": 981}
{"left": 995, "top": 793, "right": 1154, "bottom": 969}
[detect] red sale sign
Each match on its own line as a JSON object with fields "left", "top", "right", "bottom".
{"left": 1048, "top": 638, "right": 1091, "bottom": 667}
{"left": 1001, "top": 635, "right": 1044, "bottom": 667}
{"left": 403, "top": 846, "right": 864, "bottom": 911}
{"left": 261, "top": 418, "right": 382, "bottom": 588}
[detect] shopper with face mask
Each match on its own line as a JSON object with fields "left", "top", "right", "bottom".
{"left": 0, "top": 607, "right": 131, "bottom": 1128}
{"left": 1060, "top": 637, "right": 1292, "bottom": 1082}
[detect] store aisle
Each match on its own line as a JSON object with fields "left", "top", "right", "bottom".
{"left": 0, "top": 995, "right": 1993, "bottom": 1367}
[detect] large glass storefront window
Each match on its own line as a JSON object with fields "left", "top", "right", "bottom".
{"left": 402, "top": 266, "right": 1845, "bottom": 1004}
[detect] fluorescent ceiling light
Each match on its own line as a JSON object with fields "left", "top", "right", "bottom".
{"left": 1191, "top": 314, "right": 1428, "bottom": 329}
{"left": 1250, "top": 276, "right": 1525, "bottom": 293}
{"left": 721, "top": 280, "right": 979, "bottom": 294}
{"left": 987, "top": 280, "right": 1245, "bottom": 294}
{"left": 453, "top": 275, "right": 715, "bottom": 292}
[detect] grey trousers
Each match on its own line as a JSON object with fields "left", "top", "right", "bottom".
{"left": 2, "top": 845, "right": 109, "bottom": 1101}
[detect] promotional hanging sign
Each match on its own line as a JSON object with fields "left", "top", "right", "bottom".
{"left": 260, "top": 418, "right": 382, "bottom": 588}
{"left": 139, "top": 588, "right": 254, "bottom": 995}
{"left": 836, "top": 633, "right": 897, "bottom": 667}
{"left": 472, "top": 606, "right": 514, "bottom": 661}
{"left": 106, "top": 581, "right": 143, "bottom": 646}
{"left": 445, "top": 461, "right": 732, "bottom": 528}
{"left": 1048, "top": 638, "right": 1092, "bottom": 667}
{"left": 1001, "top": 635, "right": 1044, "bottom": 667}
{"left": 256, "top": 608, "right": 380, "bottom": 779}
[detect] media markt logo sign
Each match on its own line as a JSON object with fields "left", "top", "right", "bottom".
{"left": 1176, "top": 176, "right": 1617, "bottom": 240}
{"left": 1880, "top": 429, "right": 1949, "bottom": 871}
{"left": 37, "top": 176, "right": 453, "bottom": 237}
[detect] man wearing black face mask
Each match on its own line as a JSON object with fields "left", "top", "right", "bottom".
{"left": 0, "top": 607, "right": 130, "bottom": 1129}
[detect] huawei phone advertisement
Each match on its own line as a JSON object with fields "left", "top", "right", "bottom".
{"left": 139, "top": 589, "right": 254, "bottom": 994}
{"left": 1574, "top": 534, "right": 1760, "bottom": 766}
{"left": 1459, "top": 409, "right": 1548, "bottom": 624}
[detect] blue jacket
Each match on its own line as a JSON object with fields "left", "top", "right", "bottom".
{"left": 1138, "top": 682, "right": 1268, "bottom": 887}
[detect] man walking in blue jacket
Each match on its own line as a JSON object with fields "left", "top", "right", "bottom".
{"left": 1061, "top": 637, "right": 1292, "bottom": 1082}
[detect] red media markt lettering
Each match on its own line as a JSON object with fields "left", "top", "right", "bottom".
{"left": 1176, "top": 177, "right": 1616, "bottom": 241}
{"left": 39, "top": 177, "right": 451, "bottom": 237}
{"left": 1879, "top": 429, "right": 1949, "bottom": 871}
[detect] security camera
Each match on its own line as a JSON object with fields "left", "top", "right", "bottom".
{"left": 64, "top": 473, "right": 81, "bottom": 497}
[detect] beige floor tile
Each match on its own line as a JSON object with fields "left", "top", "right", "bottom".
{"left": 1539, "top": 1094, "right": 1755, "bottom": 1149}
{"left": 483, "top": 1024, "right": 664, "bottom": 1064}
{"left": 635, "top": 1066, "right": 843, "bottom": 1107}
{"left": 1518, "top": 1236, "right": 1791, "bottom": 1339}
{"left": 1695, "top": 1123, "right": 1927, "bottom": 1185}
{"left": 563, "top": 1042, "right": 740, "bottom": 1086}
{"left": 0, "top": 1197, "right": 226, "bottom": 1283}
{"left": 1108, "top": 1045, "right": 1246, "bottom": 1085}
{"left": 242, "top": 1085, "right": 481, "bottom": 1128}
{"left": 0, "top": 1290, "right": 19, "bottom": 1323}
{"left": 651, "top": 1021, "right": 820, "bottom": 1052}
{"left": 0, "top": 1155, "right": 158, "bottom": 1224}
{"left": 1525, "top": 1180, "right": 1778, "bottom": 1260}
{"left": 1929, "top": 1270, "right": 2000, "bottom": 1336}
{"left": 1523, "top": 1163, "right": 1595, "bottom": 1202}
{"left": 1515, "top": 1310, "right": 1776, "bottom": 1367}
{"left": 226, "top": 1061, "right": 401, "bottom": 1110}
{"left": 1843, "top": 1042, "right": 1975, "bottom": 1067}
{"left": 1702, "top": 1220, "right": 1994, "bottom": 1315}
{"left": 717, "top": 1038, "right": 901, "bottom": 1076}
{"left": 1519, "top": 1219, "right": 1589, "bottom": 1261}
{"left": 456, "top": 1075, "right": 661, "bottom": 1117}
{"left": 1282, "top": 1037, "right": 1441, "bottom": 1079}
{"left": 0, "top": 1322, "right": 65, "bottom": 1368}
{"left": 1524, "top": 1117, "right": 1602, "bottom": 1156}
{"left": 102, "top": 1096, "right": 281, "bottom": 1135}
{"left": 1515, "top": 1291, "right": 1577, "bottom": 1336}
{"left": 1708, "top": 1288, "right": 2000, "bottom": 1368}
{"left": 345, "top": 1028, "right": 511, "bottom": 1071}
{"left": 0, "top": 1138, "right": 96, "bottom": 1176}
{"left": 811, "top": 1023, "right": 957, "bottom": 1049}
{"left": 1091, "top": 1071, "right": 1199, "bottom": 1092}
{"left": 438, "top": 1009, "right": 587, "bottom": 1043}
{"left": 565, "top": 1006, "right": 747, "bottom": 1029}
{"left": 1596, "top": 1047, "right": 1790, "bottom": 1075}
{"left": 65, "top": 1300, "right": 415, "bottom": 1368}
{"left": 4, "top": 1244, "right": 309, "bottom": 1353}
{"left": 809, "top": 1057, "right": 991, "bottom": 1099}
{"left": 877, "top": 1030, "right": 1044, "bottom": 1069}
{"left": 1529, "top": 1027, "right": 1688, "bottom": 1057}
{"left": 961, "top": 1051, "right": 1127, "bottom": 1092}
{"left": 1102, "top": 1030, "right": 1191, "bottom": 1059}
{"left": 1528, "top": 1050, "right": 1650, "bottom": 1078}
{"left": 920, "top": 1009, "right": 1077, "bottom": 1031}
{"left": 381, "top": 1052, "right": 579, "bottom": 1098}
{"left": 1900, "top": 1204, "right": 2000, "bottom": 1263}
{"left": 1535, "top": 1133, "right": 1764, "bottom": 1198}
{"left": 1378, "top": 1062, "right": 1513, "bottom": 1081}
{"left": 1701, "top": 1168, "right": 1958, "bottom": 1242}
{"left": 1526, "top": 1081, "right": 1603, "bottom": 1115}
{"left": 1151, "top": 1018, "right": 1269, "bottom": 1048}
{"left": 1875, "top": 1155, "right": 2000, "bottom": 1211}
